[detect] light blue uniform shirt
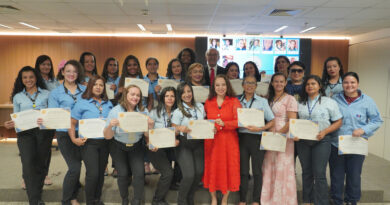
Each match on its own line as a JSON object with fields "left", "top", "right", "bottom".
{"left": 171, "top": 103, "right": 205, "bottom": 136}
{"left": 332, "top": 91, "right": 383, "bottom": 147}
{"left": 144, "top": 74, "right": 166, "bottom": 100}
{"left": 298, "top": 95, "right": 342, "bottom": 140}
{"left": 106, "top": 76, "right": 120, "bottom": 94}
{"left": 48, "top": 83, "right": 86, "bottom": 132}
{"left": 238, "top": 94, "right": 275, "bottom": 135}
{"left": 71, "top": 98, "right": 113, "bottom": 120}
{"left": 13, "top": 88, "right": 50, "bottom": 113}
{"left": 44, "top": 78, "right": 60, "bottom": 91}
{"left": 324, "top": 78, "right": 343, "bottom": 97}
{"left": 150, "top": 108, "right": 172, "bottom": 129}
{"left": 105, "top": 105, "right": 148, "bottom": 144}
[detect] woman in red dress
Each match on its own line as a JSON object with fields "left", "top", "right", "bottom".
{"left": 203, "top": 74, "right": 242, "bottom": 205}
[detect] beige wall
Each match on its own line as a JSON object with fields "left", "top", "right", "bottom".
{"left": 349, "top": 30, "right": 390, "bottom": 160}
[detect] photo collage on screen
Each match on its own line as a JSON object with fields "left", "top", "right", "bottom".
{"left": 208, "top": 37, "right": 300, "bottom": 78}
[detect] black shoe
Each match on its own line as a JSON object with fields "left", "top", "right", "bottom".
{"left": 152, "top": 200, "right": 169, "bottom": 205}
{"left": 131, "top": 199, "right": 142, "bottom": 205}
{"left": 37, "top": 200, "right": 45, "bottom": 205}
{"left": 95, "top": 200, "right": 105, "bottom": 205}
{"left": 122, "top": 198, "right": 129, "bottom": 205}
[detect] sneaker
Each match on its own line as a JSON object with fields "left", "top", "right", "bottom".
{"left": 112, "top": 169, "right": 118, "bottom": 178}
{"left": 104, "top": 167, "right": 109, "bottom": 176}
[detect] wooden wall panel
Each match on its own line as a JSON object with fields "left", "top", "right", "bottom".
{"left": 0, "top": 36, "right": 194, "bottom": 104}
{"left": 310, "top": 39, "right": 349, "bottom": 76}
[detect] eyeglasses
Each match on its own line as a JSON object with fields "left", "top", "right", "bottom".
{"left": 290, "top": 69, "right": 304, "bottom": 73}
{"left": 243, "top": 81, "right": 257, "bottom": 85}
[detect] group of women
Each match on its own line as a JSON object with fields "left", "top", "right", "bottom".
{"left": 6, "top": 47, "right": 383, "bottom": 205}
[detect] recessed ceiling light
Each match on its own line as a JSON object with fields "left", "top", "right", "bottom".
{"left": 19, "top": 22, "right": 39, "bottom": 29}
{"left": 0, "top": 24, "right": 12, "bottom": 29}
{"left": 166, "top": 24, "right": 172, "bottom": 31}
{"left": 300, "top": 27, "right": 316, "bottom": 33}
{"left": 274, "top": 25, "right": 288, "bottom": 33}
{"left": 137, "top": 24, "right": 146, "bottom": 31}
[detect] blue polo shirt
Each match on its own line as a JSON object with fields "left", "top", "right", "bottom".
{"left": 171, "top": 103, "right": 205, "bottom": 136}
{"left": 324, "top": 78, "right": 343, "bottom": 97}
{"left": 71, "top": 98, "right": 113, "bottom": 120}
{"left": 144, "top": 74, "right": 166, "bottom": 100}
{"left": 107, "top": 76, "right": 120, "bottom": 94}
{"left": 13, "top": 88, "right": 50, "bottom": 112}
{"left": 44, "top": 78, "right": 60, "bottom": 91}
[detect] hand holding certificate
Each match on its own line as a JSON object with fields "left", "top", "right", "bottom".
{"left": 124, "top": 78, "right": 149, "bottom": 97}
{"left": 106, "top": 83, "right": 115, "bottom": 100}
{"left": 237, "top": 108, "right": 265, "bottom": 128}
{"left": 118, "top": 112, "right": 148, "bottom": 133}
{"left": 79, "top": 118, "right": 106, "bottom": 139}
{"left": 260, "top": 132, "right": 287, "bottom": 152}
{"left": 39, "top": 108, "right": 71, "bottom": 129}
{"left": 338, "top": 135, "right": 368, "bottom": 156}
{"left": 289, "top": 119, "right": 319, "bottom": 140}
{"left": 10, "top": 109, "right": 40, "bottom": 132}
{"left": 187, "top": 120, "right": 214, "bottom": 139}
{"left": 192, "top": 86, "right": 209, "bottom": 103}
{"left": 158, "top": 79, "right": 179, "bottom": 90}
{"left": 149, "top": 127, "right": 176, "bottom": 149}
{"left": 229, "top": 79, "right": 243, "bottom": 95}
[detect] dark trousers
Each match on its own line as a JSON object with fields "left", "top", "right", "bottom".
{"left": 44, "top": 130, "right": 55, "bottom": 177}
{"left": 17, "top": 128, "right": 52, "bottom": 205}
{"left": 296, "top": 138, "right": 331, "bottom": 205}
{"left": 176, "top": 136, "right": 204, "bottom": 205}
{"left": 56, "top": 131, "right": 82, "bottom": 205}
{"left": 81, "top": 139, "right": 109, "bottom": 205}
{"left": 148, "top": 148, "right": 174, "bottom": 202}
{"left": 238, "top": 133, "right": 265, "bottom": 203}
{"left": 110, "top": 140, "right": 145, "bottom": 203}
{"left": 329, "top": 145, "right": 365, "bottom": 205}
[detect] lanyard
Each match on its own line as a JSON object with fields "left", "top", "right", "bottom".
{"left": 270, "top": 93, "right": 285, "bottom": 109}
{"left": 63, "top": 83, "right": 81, "bottom": 103}
{"left": 92, "top": 100, "right": 103, "bottom": 116}
{"left": 163, "top": 109, "right": 172, "bottom": 128}
{"left": 307, "top": 98, "right": 319, "bottom": 120}
{"left": 241, "top": 96, "right": 255, "bottom": 108}
{"left": 24, "top": 91, "right": 40, "bottom": 108}
{"left": 186, "top": 107, "right": 198, "bottom": 120}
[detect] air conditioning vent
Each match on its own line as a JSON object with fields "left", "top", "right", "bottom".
{"left": 0, "top": 5, "right": 20, "bottom": 14}
{"left": 268, "top": 9, "right": 302, "bottom": 16}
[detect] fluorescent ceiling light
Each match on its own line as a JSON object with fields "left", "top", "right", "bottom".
{"left": 274, "top": 26, "right": 288, "bottom": 33}
{"left": 137, "top": 24, "right": 146, "bottom": 31}
{"left": 19, "top": 22, "right": 40, "bottom": 29}
{"left": 300, "top": 27, "right": 316, "bottom": 33}
{"left": 166, "top": 24, "right": 172, "bottom": 31}
{"left": 0, "top": 24, "right": 12, "bottom": 29}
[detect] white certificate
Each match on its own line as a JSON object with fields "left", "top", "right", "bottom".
{"left": 124, "top": 78, "right": 149, "bottom": 97}
{"left": 187, "top": 120, "right": 214, "bottom": 139}
{"left": 10, "top": 109, "right": 40, "bottom": 132}
{"left": 261, "top": 74, "right": 272, "bottom": 83}
{"left": 338, "top": 135, "right": 368, "bottom": 156}
{"left": 237, "top": 108, "right": 265, "bottom": 128}
{"left": 255, "top": 82, "right": 269, "bottom": 97}
{"left": 106, "top": 83, "right": 115, "bottom": 100}
{"left": 39, "top": 108, "right": 71, "bottom": 129}
{"left": 230, "top": 79, "right": 243, "bottom": 95}
{"left": 158, "top": 79, "right": 179, "bottom": 90}
{"left": 260, "top": 132, "right": 287, "bottom": 152}
{"left": 149, "top": 127, "right": 176, "bottom": 149}
{"left": 192, "top": 86, "right": 209, "bottom": 103}
{"left": 118, "top": 112, "right": 148, "bottom": 133}
{"left": 289, "top": 119, "right": 319, "bottom": 140}
{"left": 79, "top": 118, "right": 106, "bottom": 139}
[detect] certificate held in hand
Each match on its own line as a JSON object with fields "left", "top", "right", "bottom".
{"left": 187, "top": 120, "right": 214, "bottom": 139}
{"left": 79, "top": 118, "right": 106, "bottom": 139}
{"left": 192, "top": 86, "right": 209, "bottom": 103}
{"left": 229, "top": 79, "right": 243, "bottom": 95}
{"left": 289, "top": 119, "right": 319, "bottom": 140}
{"left": 158, "top": 79, "right": 179, "bottom": 90}
{"left": 338, "top": 135, "right": 368, "bottom": 156}
{"left": 260, "top": 132, "right": 287, "bottom": 152}
{"left": 237, "top": 108, "right": 265, "bottom": 128}
{"left": 39, "top": 108, "right": 71, "bottom": 129}
{"left": 124, "top": 78, "right": 149, "bottom": 97}
{"left": 255, "top": 82, "right": 269, "bottom": 97}
{"left": 118, "top": 112, "right": 148, "bottom": 133}
{"left": 149, "top": 127, "right": 176, "bottom": 149}
{"left": 106, "top": 83, "right": 115, "bottom": 100}
{"left": 11, "top": 109, "right": 40, "bottom": 132}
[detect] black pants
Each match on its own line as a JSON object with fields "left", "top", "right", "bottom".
{"left": 238, "top": 132, "right": 265, "bottom": 203}
{"left": 56, "top": 131, "right": 82, "bottom": 205}
{"left": 44, "top": 130, "right": 55, "bottom": 177}
{"left": 110, "top": 139, "right": 145, "bottom": 203}
{"left": 81, "top": 139, "right": 109, "bottom": 205}
{"left": 148, "top": 148, "right": 174, "bottom": 202}
{"left": 176, "top": 136, "right": 204, "bottom": 205}
{"left": 17, "top": 128, "right": 52, "bottom": 205}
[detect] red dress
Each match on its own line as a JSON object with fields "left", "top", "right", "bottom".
{"left": 203, "top": 96, "right": 241, "bottom": 194}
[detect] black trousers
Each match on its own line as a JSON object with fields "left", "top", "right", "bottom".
{"left": 17, "top": 128, "right": 52, "bottom": 205}
{"left": 44, "top": 130, "right": 55, "bottom": 177}
{"left": 81, "top": 139, "right": 109, "bottom": 204}
{"left": 56, "top": 131, "right": 82, "bottom": 205}
{"left": 148, "top": 148, "right": 174, "bottom": 202}
{"left": 110, "top": 139, "right": 145, "bottom": 203}
{"left": 176, "top": 136, "right": 204, "bottom": 205}
{"left": 238, "top": 132, "right": 265, "bottom": 203}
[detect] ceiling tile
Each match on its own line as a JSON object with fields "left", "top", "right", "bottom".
{"left": 70, "top": 2, "right": 124, "bottom": 16}
{"left": 323, "top": 0, "right": 383, "bottom": 7}
{"left": 303, "top": 7, "right": 362, "bottom": 19}
{"left": 345, "top": 8, "right": 390, "bottom": 20}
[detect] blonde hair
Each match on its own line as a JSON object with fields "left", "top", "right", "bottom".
{"left": 185, "top": 63, "right": 205, "bottom": 85}
{"left": 119, "top": 85, "right": 145, "bottom": 112}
